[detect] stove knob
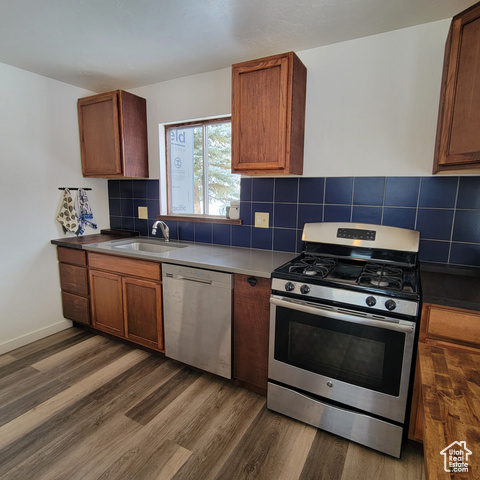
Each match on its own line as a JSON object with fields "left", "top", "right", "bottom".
{"left": 285, "top": 282, "right": 295, "bottom": 292}
{"left": 300, "top": 285, "right": 310, "bottom": 294}
{"left": 366, "top": 296, "right": 376, "bottom": 307}
{"left": 385, "top": 299, "right": 397, "bottom": 311}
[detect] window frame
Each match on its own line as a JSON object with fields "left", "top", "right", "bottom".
{"left": 162, "top": 116, "right": 241, "bottom": 223}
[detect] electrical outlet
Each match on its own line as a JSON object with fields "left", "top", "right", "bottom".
{"left": 138, "top": 206, "right": 148, "bottom": 219}
{"left": 255, "top": 212, "right": 269, "bottom": 228}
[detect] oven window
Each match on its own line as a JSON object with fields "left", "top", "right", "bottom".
{"left": 274, "top": 306, "right": 405, "bottom": 396}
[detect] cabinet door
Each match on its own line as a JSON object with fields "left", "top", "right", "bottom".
{"left": 89, "top": 269, "right": 124, "bottom": 336}
{"left": 433, "top": 2, "right": 480, "bottom": 172}
{"left": 233, "top": 274, "right": 271, "bottom": 394}
{"left": 232, "top": 52, "right": 306, "bottom": 175}
{"left": 408, "top": 302, "right": 480, "bottom": 442}
{"left": 78, "top": 91, "right": 122, "bottom": 176}
{"left": 123, "top": 277, "right": 164, "bottom": 351}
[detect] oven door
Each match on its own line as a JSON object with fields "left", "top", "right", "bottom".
{"left": 268, "top": 295, "right": 416, "bottom": 423}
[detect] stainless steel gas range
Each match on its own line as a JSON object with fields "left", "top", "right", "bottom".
{"left": 267, "top": 222, "right": 421, "bottom": 458}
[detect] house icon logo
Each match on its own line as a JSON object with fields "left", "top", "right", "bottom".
{"left": 440, "top": 441, "right": 472, "bottom": 473}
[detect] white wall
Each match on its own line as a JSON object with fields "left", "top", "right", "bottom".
{"left": 0, "top": 63, "right": 110, "bottom": 354}
{"left": 132, "top": 67, "right": 232, "bottom": 179}
{"left": 133, "top": 19, "right": 450, "bottom": 179}
{"left": 300, "top": 19, "right": 450, "bottom": 177}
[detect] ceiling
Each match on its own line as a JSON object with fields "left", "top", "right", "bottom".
{"left": 0, "top": 0, "right": 477, "bottom": 93}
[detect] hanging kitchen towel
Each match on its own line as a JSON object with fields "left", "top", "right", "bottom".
{"left": 75, "top": 188, "right": 97, "bottom": 235}
{"left": 56, "top": 188, "right": 79, "bottom": 234}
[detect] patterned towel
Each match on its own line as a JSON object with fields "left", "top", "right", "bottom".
{"left": 75, "top": 188, "right": 97, "bottom": 235}
{"left": 56, "top": 188, "right": 79, "bottom": 234}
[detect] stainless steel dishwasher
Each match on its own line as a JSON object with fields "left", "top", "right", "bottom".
{"left": 162, "top": 263, "right": 233, "bottom": 379}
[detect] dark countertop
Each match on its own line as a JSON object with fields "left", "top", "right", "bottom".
{"left": 51, "top": 231, "right": 296, "bottom": 279}
{"left": 51, "top": 230, "right": 139, "bottom": 249}
{"left": 421, "top": 263, "right": 480, "bottom": 312}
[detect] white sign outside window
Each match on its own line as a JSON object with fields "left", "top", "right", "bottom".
{"left": 170, "top": 129, "right": 194, "bottom": 214}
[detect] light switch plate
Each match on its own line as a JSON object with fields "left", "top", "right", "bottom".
{"left": 138, "top": 206, "right": 148, "bottom": 219}
{"left": 255, "top": 212, "right": 269, "bottom": 228}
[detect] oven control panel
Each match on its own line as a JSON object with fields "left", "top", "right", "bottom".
{"left": 337, "top": 228, "right": 376, "bottom": 241}
{"left": 272, "top": 278, "right": 418, "bottom": 317}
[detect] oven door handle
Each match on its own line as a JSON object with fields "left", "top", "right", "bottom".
{"left": 270, "top": 296, "right": 414, "bottom": 334}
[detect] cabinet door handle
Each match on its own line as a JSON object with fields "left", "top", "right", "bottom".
{"left": 247, "top": 276, "right": 257, "bottom": 287}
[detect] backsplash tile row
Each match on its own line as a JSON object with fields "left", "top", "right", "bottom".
{"left": 108, "top": 176, "right": 480, "bottom": 267}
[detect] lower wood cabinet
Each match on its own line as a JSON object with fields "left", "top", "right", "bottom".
{"left": 123, "top": 277, "right": 163, "bottom": 351}
{"left": 233, "top": 273, "right": 271, "bottom": 395}
{"left": 88, "top": 252, "right": 164, "bottom": 352}
{"left": 408, "top": 303, "right": 480, "bottom": 442}
{"left": 89, "top": 269, "right": 124, "bottom": 336}
{"left": 57, "top": 247, "right": 90, "bottom": 325}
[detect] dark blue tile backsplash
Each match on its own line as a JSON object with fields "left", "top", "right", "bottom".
{"left": 108, "top": 176, "right": 480, "bottom": 268}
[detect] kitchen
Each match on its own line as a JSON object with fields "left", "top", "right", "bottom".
{"left": 1, "top": 1, "right": 480, "bottom": 478}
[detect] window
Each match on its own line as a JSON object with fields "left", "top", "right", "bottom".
{"left": 165, "top": 118, "right": 240, "bottom": 217}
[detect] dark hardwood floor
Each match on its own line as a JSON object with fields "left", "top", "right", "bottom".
{"left": 0, "top": 328, "right": 425, "bottom": 479}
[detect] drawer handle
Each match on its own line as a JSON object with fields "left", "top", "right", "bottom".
{"left": 247, "top": 276, "right": 257, "bottom": 287}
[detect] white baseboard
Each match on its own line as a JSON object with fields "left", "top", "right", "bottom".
{"left": 0, "top": 319, "right": 73, "bottom": 355}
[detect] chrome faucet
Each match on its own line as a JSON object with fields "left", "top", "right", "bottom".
{"left": 151, "top": 220, "right": 170, "bottom": 242}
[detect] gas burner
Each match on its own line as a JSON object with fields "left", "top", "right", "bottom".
{"left": 288, "top": 256, "right": 337, "bottom": 278}
{"left": 358, "top": 263, "right": 403, "bottom": 291}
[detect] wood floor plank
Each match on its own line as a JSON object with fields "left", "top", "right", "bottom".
{"left": 0, "top": 339, "right": 136, "bottom": 425}
{"left": 0, "top": 329, "right": 425, "bottom": 480}
{"left": 299, "top": 430, "right": 349, "bottom": 480}
{"left": 0, "top": 366, "right": 47, "bottom": 407}
{"left": 171, "top": 383, "right": 265, "bottom": 480}
{"left": 340, "top": 440, "right": 424, "bottom": 480}
{"left": 63, "top": 376, "right": 223, "bottom": 480}
{"left": 31, "top": 334, "right": 111, "bottom": 372}
{"left": 0, "top": 354, "right": 16, "bottom": 368}
{"left": 0, "top": 330, "right": 91, "bottom": 379}
{"left": 6, "top": 327, "right": 84, "bottom": 360}
{"left": 213, "top": 406, "right": 317, "bottom": 480}
{"left": 9, "top": 414, "right": 142, "bottom": 480}
{"left": 125, "top": 366, "right": 203, "bottom": 425}
{"left": 97, "top": 438, "right": 191, "bottom": 480}
{"left": 0, "top": 355, "right": 173, "bottom": 478}
{"left": 0, "top": 377, "right": 67, "bottom": 427}
{"left": 0, "top": 349, "right": 148, "bottom": 450}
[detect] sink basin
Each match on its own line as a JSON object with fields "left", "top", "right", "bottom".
{"left": 111, "top": 239, "right": 187, "bottom": 254}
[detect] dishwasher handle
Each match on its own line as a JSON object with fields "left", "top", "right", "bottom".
{"left": 164, "top": 272, "right": 212, "bottom": 285}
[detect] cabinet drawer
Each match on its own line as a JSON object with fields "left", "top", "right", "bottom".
{"left": 88, "top": 252, "right": 161, "bottom": 281}
{"left": 59, "top": 263, "right": 88, "bottom": 295}
{"left": 423, "top": 304, "right": 480, "bottom": 347}
{"left": 57, "top": 247, "right": 87, "bottom": 266}
{"left": 62, "top": 292, "right": 90, "bottom": 325}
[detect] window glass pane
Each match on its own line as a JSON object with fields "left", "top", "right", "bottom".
{"left": 206, "top": 123, "right": 239, "bottom": 216}
{"left": 167, "top": 119, "right": 239, "bottom": 217}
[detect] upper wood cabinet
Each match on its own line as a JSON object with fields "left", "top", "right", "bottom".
{"left": 231, "top": 52, "right": 307, "bottom": 175}
{"left": 433, "top": 1, "right": 480, "bottom": 173}
{"left": 78, "top": 90, "right": 148, "bottom": 178}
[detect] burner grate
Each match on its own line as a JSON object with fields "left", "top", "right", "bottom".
{"left": 288, "top": 256, "right": 337, "bottom": 278}
{"left": 358, "top": 263, "right": 404, "bottom": 291}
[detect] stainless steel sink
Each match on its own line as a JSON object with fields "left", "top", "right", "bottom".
{"left": 110, "top": 238, "right": 187, "bottom": 254}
